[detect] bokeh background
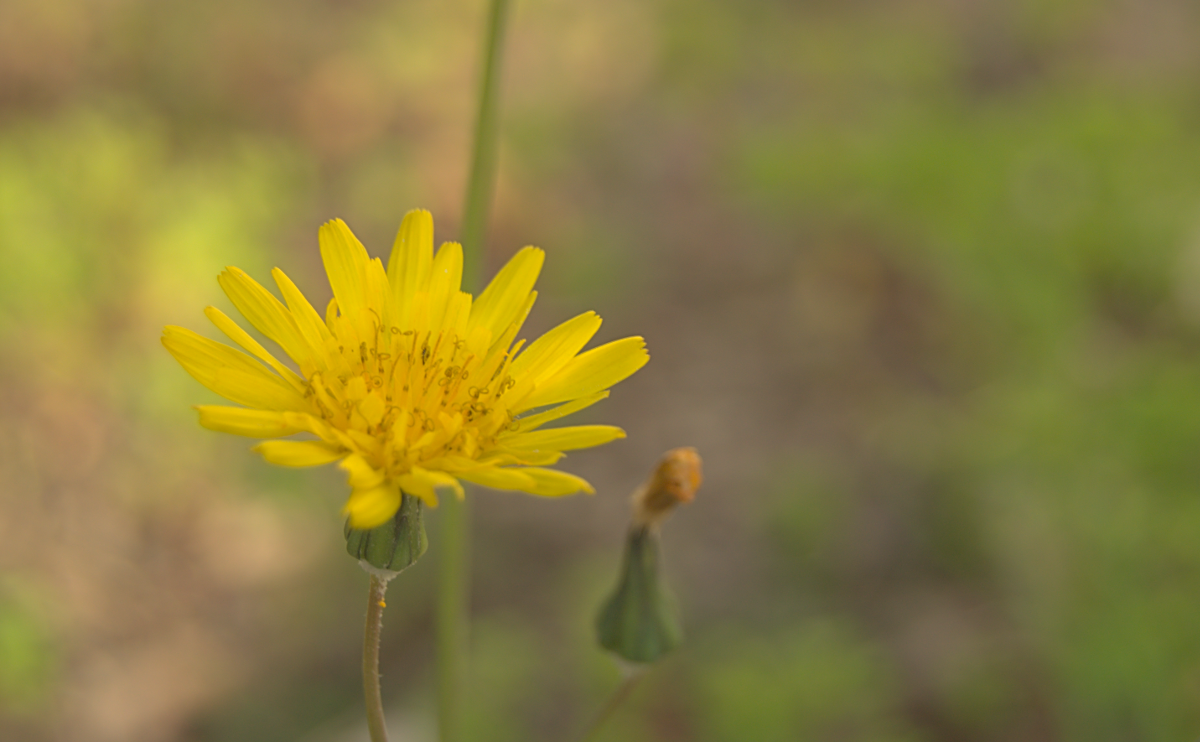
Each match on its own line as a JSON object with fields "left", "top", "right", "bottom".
{"left": 3, "top": 0, "right": 1200, "bottom": 740}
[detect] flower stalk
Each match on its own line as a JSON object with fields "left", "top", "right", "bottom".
{"left": 577, "top": 669, "right": 645, "bottom": 742}
{"left": 436, "top": 493, "right": 469, "bottom": 742}
{"left": 596, "top": 448, "right": 701, "bottom": 664}
{"left": 439, "top": 1, "right": 513, "bottom": 740}
{"left": 460, "top": 0, "right": 512, "bottom": 289}
{"left": 588, "top": 449, "right": 702, "bottom": 737}
{"left": 363, "top": 573, "right": 393, "bottom": 742}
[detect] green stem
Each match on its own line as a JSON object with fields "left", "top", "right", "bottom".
{"left": 436, "top": 1, "right": 511, "bottom": 741}
{"left": 459, "top": 0, "right": 512, "bottom": 288}
{"left": 577, "top": 670, "right": 645, "bottom": 742}
{"left": 436, "top": 495, "right": 469, "bottom": 742}
{"left": 364, "top": 574, "right": 391, "bottom": 742}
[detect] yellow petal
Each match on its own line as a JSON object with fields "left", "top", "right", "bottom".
{"left": 346, "top": 429, "right": 384, "bottom": 458}
{"left": 339, "top": 453, "right": 386, "bottom": 489}
{"left": 444, "top": 291, "right": 472, "bottom": 338}
{"left": 398, "top": 466, "right": 462, "bottom": 506}
{"left": 253, "top": 439, "right": 345, "bottom": 467}
{"left": 204, "top": 306, "right": 306, "bottom": 388}
{"left": 407, "top": 290, "right": 431, "bottom": 333}
{"left": 271, "top": 268, "right": 336, "bottom": 366}
{"left": 509, "top": 311, "right": 602, "bottom": 381}
{"left": 358, "top": 392, "right": 386, "bottom": 428}
{"left": 319, "top": 218, "right": 372, "bottom": 324}
{"left": 515, "top": 336, "right": 648, "bottom": 411}
{"left": 427, "top": 242, "right": 463, "bottom": 331}
{"left": 395, "top": 473, "right": 436, "bottom": 507}
{"left": 196, "top": 405, "right": 300, "bottom": 437}
{"left": 480, "top": 449, "right": 566, "bottom": 467}
{"left": 515, "top": 467, "right": 595, "bottom": 497}
{"left": 343, "top": 484, "right": 402, "bottom": 529}
{"left": 360, "top": 256, "right": 392, "bottom": 329}
{"left": 325, "top": 297, "right": 339, "bottom": 331}
{"left": 162, "top": 326, "right": 307, "bottom": 410}
{"left": 508, "top": 392, "right": 609, "bottom": 433}
{"left": 387, "top": 209, "right": 434, "bottom": 328}
{"left": 424, "top": 468, "right": 465, "bottom": 500}
{"left": 465, "top": 325, "right": 492, "bottom": 358}
{"left": 468, "top": 247, "right": 544, "bottom": 338}
{"left": 217, "top": 267, "right": 313, "bottom": 365}
{"left": 456, "top": 466, "right": 537, "bottom": 492}
{"left": 417, "top": 454, "right": 491, "bottom": 473}
{"left": 214, "top": 368, "right": 309, "bottom": 411}
{"left": 500, "top": 424, "right": 625, "bottom": 452}
{"left": 280, "top": 411, "right": 358, "bottom": 450}
{"left": 489, "top": 289, "right": 537, "bottom": 354}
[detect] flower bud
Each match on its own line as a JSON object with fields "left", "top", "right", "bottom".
{"left": 596, "top": 447, "right": 702, "bottom": 665}
{"left": 345, "top": 492, "right": 428, "bottom": 573}
{"left": 632, "top": 447, "right": 702, "bottom": 528}
{"left": 595, "top": 526, "right": 682, "bottom": 665}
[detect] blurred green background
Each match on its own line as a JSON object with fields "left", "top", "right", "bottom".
{"left": 3, "top": 0, "right": 1200, "bottom": 740}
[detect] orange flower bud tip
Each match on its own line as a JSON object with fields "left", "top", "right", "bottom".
{"left": 633, "top": 447, "right": 703, "bottom": 527}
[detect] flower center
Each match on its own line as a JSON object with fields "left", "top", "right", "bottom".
{"left": 304, "top": 318, "right": 519, "bottom": 476}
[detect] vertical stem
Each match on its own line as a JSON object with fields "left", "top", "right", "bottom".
{"left": 459, "top": 0, "right": 512, "bottom": 288}
{"left": 438, "top": 2, "right": 512, "bottom": 741}
{"left": 436, "top": 496, "right": 469, "bottom": 742}
{"left": 364, "top": 574, "right": 391, "bottom": 742}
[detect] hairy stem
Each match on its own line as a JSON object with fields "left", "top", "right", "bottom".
{"left": 436, "top": 496, "right": 469, "bottom": 742}
{"left": 364, "top": 574, "right": 391, "bottom": 742}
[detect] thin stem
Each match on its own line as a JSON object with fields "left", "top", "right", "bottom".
{"left": 459, "top": 0, "right": 512, "bottom": 287}
{"left": 436, "top": 1, "right": 512, "bottom": 741}
{"left": 577, "top": 670, "right": 645, "bottom": 742}
{"left": 363, "top": 574, "right": 391, "bottom": 742}
{"left": 436, "top": 496, "right": 470, "bottom": 742}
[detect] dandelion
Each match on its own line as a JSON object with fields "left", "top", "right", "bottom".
{"left": 163, "top": 210, "right": 648, "bottom": 529}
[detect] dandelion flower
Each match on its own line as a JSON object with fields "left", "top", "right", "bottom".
{"left": 163, "top": 210, "right": 648, "bottom": 529}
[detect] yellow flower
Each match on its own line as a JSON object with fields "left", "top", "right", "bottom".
{"left": 163, "top": 210, "right": 648, "bottom": 529}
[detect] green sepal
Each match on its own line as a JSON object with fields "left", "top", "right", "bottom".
{"left": 345, "top": 493, "right": 428, "bottom": 572}
{"left": 596, "top": 526, "right": 682, "bottom": 664}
